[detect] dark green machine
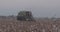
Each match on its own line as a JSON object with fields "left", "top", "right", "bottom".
{"left": 17, "top": 11, "right": 34, "bottom": 21}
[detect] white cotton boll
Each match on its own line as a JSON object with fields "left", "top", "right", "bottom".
{"left": 58, "top": 29, "right": 60, "bottom": 32}
{"left": 53, "top": 25, "right": 56, "bottom": 28}
{"left": 0, "top": 29, "right": 3, "bottom": 32}
{"left": 42, "top": 29, "right": 45, "bottom": 32}
{"left": 32, "top": 31, "right": 34, "bottom": 32}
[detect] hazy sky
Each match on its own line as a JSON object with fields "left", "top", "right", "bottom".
{"left": 0, "top": 0, "right": 60, "bottom": 18}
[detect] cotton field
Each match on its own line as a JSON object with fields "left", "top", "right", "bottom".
{"left": 0, "top": 18, "right": 60, "bottom": 32}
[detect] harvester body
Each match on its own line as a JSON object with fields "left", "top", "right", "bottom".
{"left": 17, "top": 11, "right": 34, "bottom": 21}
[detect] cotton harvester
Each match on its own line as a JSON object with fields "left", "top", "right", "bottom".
{"left": 17, "top": 11, "right": 35, "bottom": 21}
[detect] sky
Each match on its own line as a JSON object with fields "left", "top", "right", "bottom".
{"left": 0, "top": 0, "right": 60, "bottom": 18}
